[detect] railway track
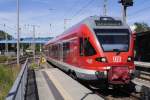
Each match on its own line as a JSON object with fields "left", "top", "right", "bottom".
{"left": 3, "top": 56, "right": 31, "bottom": 65}
{"left": 46, "top": 61, "right": 141, "bottom": 100}
{"left": 87, "top": 84, "right": 141, "bottom": 100}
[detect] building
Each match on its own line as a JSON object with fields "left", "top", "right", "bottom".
{"left": 135, "top": 30, "right": 150, "bottom": 62}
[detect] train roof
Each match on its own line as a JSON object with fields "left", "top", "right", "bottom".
{"left": 45, "top": 16, "right": 131, "bottom": 46}
{"left": 80, "top": 16, "right": 130, "bottom": 29}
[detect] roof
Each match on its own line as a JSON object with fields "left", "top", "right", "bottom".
{"left": 136, "top": 30, "right": 150, "bottom": 36}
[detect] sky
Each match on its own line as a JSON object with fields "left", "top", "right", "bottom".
{"left": 0, "top": 0, "right": 150, "bottom": 38}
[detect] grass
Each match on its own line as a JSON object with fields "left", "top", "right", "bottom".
{"left": 0, "top": 56, "right": 7, "bottom": 63}
{"left": 0, "top": 56, "right": 16, "bottom": 63}
{"left": 0, "top": 64, "right": 20, "bottom": 100}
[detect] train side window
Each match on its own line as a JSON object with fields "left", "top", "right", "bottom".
{"left": 84, "top": 38, "right": 96, "bottom": 56}
{"left": 49, "top": 46, "right": 51, "bottom": 56}
{"left": 79, "top": 38, "right": 84, "bottom": 56}
{"left": 63, "top": 42, "right": 70, "bottom": 60}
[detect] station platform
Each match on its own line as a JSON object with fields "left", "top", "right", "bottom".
{"left": 132, "top": 78, "right": 150, "bottom": 89}
{"left": 135, "top": 61, "right": 150, "bottom": 68}
{"left": 35, "top": 66, "right": 104, "bottom": 100}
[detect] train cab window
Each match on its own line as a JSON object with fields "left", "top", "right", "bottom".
{"left": 79, "top": 38, "right": 84, "bottom": 56}
{"left": 79, "top": 37, "right": 96, "bottom": 56}
{"left": 94, "top": 29, "right": 130, "bottom": 52}
{"left": 84, "top": 38, "right": 96, "bottom": 56}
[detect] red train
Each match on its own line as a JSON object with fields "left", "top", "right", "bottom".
{"left": 44, "top": 16, "right": 135, "bottom": 87}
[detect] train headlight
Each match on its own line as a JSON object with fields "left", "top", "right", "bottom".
{"left": 95, "top": 57, "right": 107, "bottom": 62}
{"left": 127, "top": 57, "right": 132, "bottom": 62}
{"left": 101, "top": 58, "right": 107, "bottom": 62}
{"left": 129, "top": 69, "right": 134, "bottom": 74}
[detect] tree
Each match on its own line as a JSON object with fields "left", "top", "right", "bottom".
{"left": 0, "top": 30, "right": 13, "bottom": 40}
{"left": 134, "top": 22, "right": 150, "bottom": 33}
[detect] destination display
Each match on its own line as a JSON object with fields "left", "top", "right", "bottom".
{"left": 95, "top": 20, "right": 122, "bottom": 26}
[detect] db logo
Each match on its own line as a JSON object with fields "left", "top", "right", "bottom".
{"left": 113, "top": 56, "right": 122, "bottom": 62}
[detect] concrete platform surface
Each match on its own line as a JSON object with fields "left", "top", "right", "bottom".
{"left": 132, "top": 78, "right": 150, "bottom": 88}
{"left": 35, "top": 69, "right": 56, "bottom": 100}
{"left": 44, "top": 68, "right": 104, "bottom": 100}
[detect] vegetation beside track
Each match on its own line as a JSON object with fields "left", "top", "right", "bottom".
{"left": 30, "top": 62, "right": 39, "bottom": 69}
{"left": 0, "top": 55, "right": 16, "bottom": 63}
{"left": 0, "top": 64, "right": 20, "bottom": 100}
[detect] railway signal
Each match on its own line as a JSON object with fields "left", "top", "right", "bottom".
{"left": 118, "top": 0, "right": 134, "bottom": 23}
{"left": 119, "top": 0, "right": 133, "bottom": 7}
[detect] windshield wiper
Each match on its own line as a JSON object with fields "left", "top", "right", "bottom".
{"left": 113, "top": 49, "right": 121, "bottom": 55}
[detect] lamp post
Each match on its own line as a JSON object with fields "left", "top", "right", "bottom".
{"left": 64, "top": 19, "right": 71, "bottom": 31}
{"left": 17, "top": 0, "right": 20, "bottom": 65}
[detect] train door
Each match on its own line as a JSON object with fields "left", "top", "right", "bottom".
{"left": 79, "top": 37, "right": 96, "bottom": 68}
{"left": 60, "top": 43, "right": 63, "bottom": 62}
{"left": 70, "top": 38, "right": 78, "bottom": 66}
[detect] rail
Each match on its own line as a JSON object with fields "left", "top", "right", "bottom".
{"left": 133, "top": 61, "right": 150, "bottom": 100}
{"left": 6, "top": 58, "right": 29, "bottom": 100}
{"left": 135, "top": 61, "right": 150, "bottom": 69}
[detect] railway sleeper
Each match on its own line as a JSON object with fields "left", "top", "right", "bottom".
{"left": 141, "top": 86, "right": 150, "bottom": 100}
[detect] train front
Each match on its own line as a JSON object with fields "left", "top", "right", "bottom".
{"left": 86, "top": 16, "right": 135, "bottom": 85}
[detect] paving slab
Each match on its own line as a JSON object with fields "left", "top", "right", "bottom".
{"left": 45, "top": 68, "right": 104, "bottom": 100}
{"left": 35, "top": 69, "right": 56, "bottom": 100}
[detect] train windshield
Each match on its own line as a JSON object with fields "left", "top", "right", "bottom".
{"left": 94, "top": 29, "right": 130, "bottom": 52}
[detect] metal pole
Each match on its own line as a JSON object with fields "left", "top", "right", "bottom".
{"left": 40, "top": 43, "right": 42, "bottom": 53}
{"left": 17, "top": 0, "right": 20, "bottom": 65}
{"left": 33, "top": 25, "right": 35, "bottom": 62}
{"left": 50, "top": 24, "right": 52, "bottom": 35}
{"left": 122, "top": 5, "right": 127, "bottom": 23}
{"left": 64, "top": 19, "right": 71, "bottom": 31}
{"left": 4, "top": 24, "right": 8, "bottom": 55}
{"left": 64, "top": 20, "right": 66, "bottom": 31}
{"left": 103, "top": 0, "right": 107, "bottom": 16}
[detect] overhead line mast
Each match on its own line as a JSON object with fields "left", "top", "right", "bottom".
{"left": 17, "top": 0, "right": 20, "bottom": 66}
{"left": 103, "top": 0, "right": 107, "bottom": 16}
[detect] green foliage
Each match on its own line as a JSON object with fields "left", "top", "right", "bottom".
{"left": 0, "top": 30, "right": 13, "bottom": 40}
{"left": 134, "top": 22, "right": 150, "bottom": 33}
{"left": 0, "top": 56, "right": 8, "bottom": 63}
{"left": 0, "top": 65, "right": 20, "bottom": 99}
{"left": 0, "top": 56, "right": 16, "bottom": 63}
{"left": 30, "top": 63, "right": 38, "bottom": 69}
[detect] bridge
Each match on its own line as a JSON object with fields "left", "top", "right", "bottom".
{"left": 0, "top": 37, "right": 53, "bottom": 44}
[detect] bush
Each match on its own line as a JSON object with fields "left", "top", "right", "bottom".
{"left": 0, "top": 56, "right": 8, "bottom": 63}
{"left": 0, "top": 64, "right": 20, "bottom": 99}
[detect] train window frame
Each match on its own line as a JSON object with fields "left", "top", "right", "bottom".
{"left": 94, "top": 29, "right": 130, "bottom": 52}
{"left": 79, "top": 37, "right": 96, "bottom": 56}
{"left": 84, "top": 38, "right": 97, "bottom": 56}
{"left": 79, "top": 37, "right": 84, "bottom": 56}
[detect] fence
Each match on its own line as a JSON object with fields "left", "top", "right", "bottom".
{"left": 6, "top": 58, "right": 28, "bottom": 100}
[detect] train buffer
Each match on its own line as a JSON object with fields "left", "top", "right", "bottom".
{"left": 35, "top": 67, "right": 104, "bottom": 100}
